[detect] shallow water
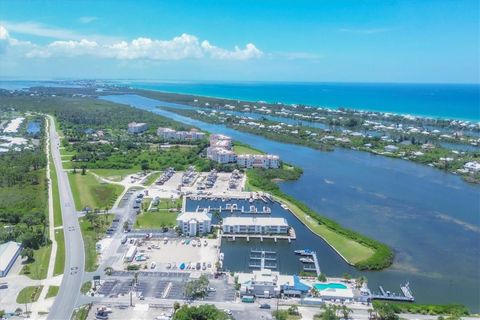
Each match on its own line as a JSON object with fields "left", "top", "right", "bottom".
{"left": 101, "top": 94, "right": 480, "bottom": 310}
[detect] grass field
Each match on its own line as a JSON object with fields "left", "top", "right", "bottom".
{"left": 50, "top": 153, "right": 63, "bottom": 227}
{"left": 79, "top": 214, "right": 114, "bottom": 272}
{"left": 135, "top": 211, "right": 178, "bottom": 228}
{"left": 90, "top": 168, "right": 141, "bottom": 182}
{"left": 53, "top": 229, "right": 65, "bottom": 276}
{"left": 142, "top": 171, "right": 162, "bottom": 186}
{"left": 233, "top": 144, "right": 265, "bottom": 155}
{"left": 81, "top": 281, "right": 92, "bottom": 294}
{"left": 156, "top": 197, "right": 182, "bottom": 210}
{"left": 21, "top": 245, "right": 52, "bottom": 280}
{"left": 68, "top": 172, "right": 124, "bottom": 211}
{"left": 16, "top": 286, "right": 43, "bottom": 304}
{"left": 46, "top": 286, "right": 59, "bottom": 299}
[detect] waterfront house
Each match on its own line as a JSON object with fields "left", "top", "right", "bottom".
{"left": 384, "top": 145, "right": 399, "bottom": 152}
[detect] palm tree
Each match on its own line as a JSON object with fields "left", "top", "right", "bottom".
{"left": 367, "top": 308, "right": 375, "bottom": 320}
{"left": 340, "top": 305, "right": 353, "bottom": 320}
{"left": 310, "top": 287, "right": 319, "bottom": 297}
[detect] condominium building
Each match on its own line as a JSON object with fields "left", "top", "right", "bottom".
{"left": 157, "top": 127, "right": 206, "bottom": 141}
{"left": 127, "top": 122, "right": 148, "bottom": 134}
{"left": 207, "top": 147, "right": 237, "bottom": 164}
{"left": 237, "top": 154, "right": 280, "bottom": 169}
{"left": 222, "top": 217, "right": 289, "bottom": 234}
{"left": 176, "top": 209, "right": 212, "bottom": 236}
{"left": 210, "top": 134, "right": 233, "bottom": 149}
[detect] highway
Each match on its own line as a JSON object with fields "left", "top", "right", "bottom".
{"left": 47, "top": 116, "right": 85, "bottom": 320}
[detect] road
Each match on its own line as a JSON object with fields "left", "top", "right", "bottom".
{"left": 47, "top": 116, "right": 86, "bottom": 320}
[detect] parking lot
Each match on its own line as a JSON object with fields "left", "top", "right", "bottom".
{"left": 96, "top": 273, "right": 235, "bottom": 301}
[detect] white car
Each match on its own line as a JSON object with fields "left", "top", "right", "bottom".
{"left": 223, "top": 309, "right": 232, "bottom": 316}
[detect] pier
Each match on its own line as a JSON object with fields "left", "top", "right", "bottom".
{"left": 371, "top": 282, "right": 415, "bottom": 302}
{"left": 248, "top": 249, "right": 277, "bottom": 270}
{"left": 296, "top": 249, "right": 321, "bottom": 276}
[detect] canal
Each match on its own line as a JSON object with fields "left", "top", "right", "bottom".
{"left": 101, "top": 94, "right": 480, "bottom": 311}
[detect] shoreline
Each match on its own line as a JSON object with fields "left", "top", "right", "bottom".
{"left": 126, "top": 83, "right": 480, "bottom": 123}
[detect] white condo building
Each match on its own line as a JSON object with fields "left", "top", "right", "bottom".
{"left": 210, "top": 134, "right": 233, "bottom": 149}
{"left": 207, "top": 147, "right": 237, "bottom": 164}
{"left": 222, "top": 217, "right": 289, "bottom": 234}
{"left": 157, "top": 127, "right": 206, "bottom": 141}
{"left": 128, "top": 122, "right": 148, "bottom": 134}
{"left": 237, "top": 154, "right": 280, "bottom": 169}
{"left": 176, "top": 209, "right": 212, "bottom": 236}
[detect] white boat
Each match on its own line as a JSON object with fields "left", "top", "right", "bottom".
{"left": 294, "top": 249, "right": 313, "bottom": 255}
{"left": 300, "top": 258, "right": 314, "bottom": 263}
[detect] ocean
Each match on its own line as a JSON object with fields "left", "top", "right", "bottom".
{"left": 125, "top": 81, "right": 480, "bottom": 121}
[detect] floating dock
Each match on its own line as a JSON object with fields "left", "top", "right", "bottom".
{"left": 248, "top": 249, "right": 277, "bottom": 270}
{"left": 371, "top": 282, "right": 414, "bottom": 302}
{"left": 295, "top": 249, "right": 321, "bottom": 276}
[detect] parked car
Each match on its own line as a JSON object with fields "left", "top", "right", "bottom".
{"left": 259, "top": 304, "right": 271, "bottom": 309}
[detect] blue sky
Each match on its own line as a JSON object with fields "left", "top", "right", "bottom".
{"left": 0, "top": 0, "right": 478, "bottom": 83}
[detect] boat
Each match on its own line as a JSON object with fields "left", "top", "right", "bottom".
{"left": 299, "top": 258, "right": 314, "bottom": 263}
{"left": 179, "top": 263, "right": 185, "bottom": 270}
{"left": 294, "top": 249, "right": 312, "bottom": 255}
{"left": 281, "top": 204, "right": 289, "bottom": 210}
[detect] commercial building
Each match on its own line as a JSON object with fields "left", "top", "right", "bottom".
{"left": 128, "top": 122, "right": 148, "bottom": 134}
{"left": 222, "top": 217, "right": 289, "bottom": 234}
{"left": 237, "top": 154, "right": 280, "bottom": 169}
{"left": 176, "top": 209, "right": 212, "bottom": 236}
{"left": 157, "top": 127, "right": 206, "bottom": 141}
{"left": 0, "top": 241, "right": 21, "bottom": 277}
{"left": 237, "top": 269, "right": 310, "bottom": 298}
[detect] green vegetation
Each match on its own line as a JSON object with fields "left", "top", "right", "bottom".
{"left": 233, "top": 142, "right": 265, "bottom": 155}
{"left": 372, "top": 301, "right": 469, "bottom": 317}
{"left": 50, "top": 152, "right": 63, "bottom": 227}
{"left": 68, "top": 172, "right": 124, "bottom": 211}
{"left": 90, "top": 168, "right": 141, "bottom": 182}
{"left": 72, "top": 304, "right": 92, "bottom": 320}
{"left": 142, "top": 171, "right": 162, "bottom": 186}
{"left": 81, "top": 281, "right": 92, "bottom": 294}
{"left": 246, "top": 167, "right": 392, "bottom": 270}
{"left": 173, "top": 304, "right": 230, "bottom": 320}
{"left": 21, "top": 244, "right": 51, "bottom": 279}
{"left": 273, "top": 306, "right": 302, "bottom": 320}
{"left": 79, "top": 213, "right": 114, "bottom": 271}
{"left": 136, "top": 211, "right": 178, "bottom": 228}
{"left": 184, "top": 275, "right": 210, "bottom": 299}
{"left": 53, "top": 229, "right": 65, "bottom": 276}
{"left": 46, "top": 286, "right": 59, "bottom": 299}
{"left": 16, "top": 286, "right": 43, "bottom": 304}
{"left": 0, "top": 149, "right": 49, "bottom": 251}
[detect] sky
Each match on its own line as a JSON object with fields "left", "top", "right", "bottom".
{"left": 0, "top": 0, "right": 479, "bottom": 83}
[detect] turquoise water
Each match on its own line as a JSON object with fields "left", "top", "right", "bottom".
{"left": 125, "top": 81, "right": 480, "bottom": 121}
{"left": 314, "top": 283, "right": 348, "bottom": 291}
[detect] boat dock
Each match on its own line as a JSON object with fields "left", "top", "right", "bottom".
{"left": 248, "top": 249, "right": 277, "bottom": 270}
{"left": 371, "top": 282, "right": 415, "bottom": 302}
{"left": 295, "top": 249, "right": 321, "bottom": 276}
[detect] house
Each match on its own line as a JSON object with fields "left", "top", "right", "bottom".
{"left": 0, "top": 241, "right": 22, "bottom": 277}
{"left": 384, "top": 145, "right": 399, "bottom": 152}
{"left": 237, "top": 269, "right": 310, "bottom": 298}
{"left": 128, "top": 122, "right": 148, "bottom": 134}
{"left": 176, "top": 209, "right": 212, "bottom": 236}
{"left": 222, "top": 217, "right": 289, "bottom": 234}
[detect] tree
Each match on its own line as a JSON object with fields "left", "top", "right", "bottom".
{"left": 81, "top": 166, "right": 86, "bottom": 175}
{"left": 374, "top": 303, "right": 399, "bottom": 320}
{"left": 123, "top": 221, "right": 130, "bottom": 231}
{"left": 273, "top": 310, "right": 288, "bottom": 320}
{"left": 342, "top": 273, "right": 352, "bottom": 281}
{"left": 310, "top": 287, "right": 319, "bottom": 297}
{"left": 21, "top": 247, "right": 34, "bottom": 262}
{"left": 173, "top": 302, "right": 181, "bottom": 312}
{"left": 340, "top": 305, "right": 353, "bottom": 320}
{"left": 317, "top": 273, "right": 327, "bottom": 282}
{"left": 288, "top": 305, "right": 299, "bottom": 316}
{"left": 141, "top": 160, "right": 149, "bottom": 172}
{"left": 172, "top": 304, "right": 229, "bottom": 320}
{"left": 317, "top": 305, "right": 339, "bottom": 320}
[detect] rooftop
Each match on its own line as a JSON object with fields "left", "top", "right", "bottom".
{"left": 0, "top": 241, "right": 21, "bottom": 272}
{"left": 223, "top": 216, "right": 288, "bottom": 227}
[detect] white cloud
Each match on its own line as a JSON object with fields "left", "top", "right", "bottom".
{"left": 78, "top": 16, "right": 98, "bottom": 24}
{"left": 0, "top": 23, "right": 263, "bottom": 61}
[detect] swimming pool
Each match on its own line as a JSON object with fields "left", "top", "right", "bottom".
{"left": 314, "top": 283, "right": 347, "bottom": 290}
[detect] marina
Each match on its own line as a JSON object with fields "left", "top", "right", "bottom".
{"left": 370, "top": 282, "right": 415, "bottom": 302}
